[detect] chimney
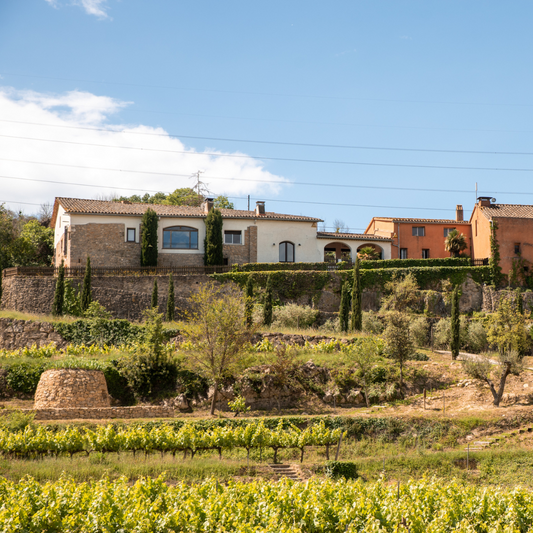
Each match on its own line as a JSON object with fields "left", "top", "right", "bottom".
{"left": 456, "top": 205, "right": 463, "bottom": 222}
{"left": 255, "top": 201, "right": 265, "bottom": 215}
{"left": 478, "top": 197, "right": 492, "bottom": 208}
{"left": 203, "top": 198, "right": 214, "bottom": 213}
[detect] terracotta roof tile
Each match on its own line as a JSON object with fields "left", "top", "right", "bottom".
{"left": 478, "top": 204, "right": 533, "bottom": 220}
{"left": 370, "top": 217, "right": 470, "bottom": 224}
{"left": 316, "top": 231, "right": 391, "bottom": 242}
{"left": 53, "top": 198, "right": 322, "bottom": 224}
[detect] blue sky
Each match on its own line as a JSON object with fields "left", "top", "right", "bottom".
{"left": 1, "top": 1, "right": 533, "bottom": 232}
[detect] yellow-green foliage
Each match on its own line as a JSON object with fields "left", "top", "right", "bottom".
{"left": 2, "top": 476, "right": 533, "bottom": 531}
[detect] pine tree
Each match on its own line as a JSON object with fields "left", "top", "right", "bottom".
{"left": 80, "top": 256, "right": 92, "bottom": 313}
{"left": 339, "top": 281, "right": 351, "bottom": 332}
{"left": 204, "top": 208, "right": 223, "bottom": 266}
{"left": 516, "top": 288, "right": 524, "bottom": 315}
{"left": 245, "top": 276, "right": 254, "bottom": 328}
{"left": 141, "top": 208, "right": 159, "bottom": 267}
{"left": 152, "top": 278, "right": 158, "bottom": 310}
{"left": 350, "top": 256, "right": 362, "bottom": 331}
{"left": 166, "top": 273, "right": 175, "bottom": 321}
{"left": 450, "top": 285, "right": 461, "bottom": 360}
{"left": 52, "top": 261, "right": 65, "bottom": 316}
{"left": 263, "top": 275, "right": 273, "bottom": 326}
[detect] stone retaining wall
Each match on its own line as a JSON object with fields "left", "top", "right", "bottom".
{"left": 1, "top": 274, "right": 215, "bottom": 320}
{"left": 26, "top": 406, "right": 175, "bottom": 420}
{"left": 0, "top": 318, "right": 66, "bottom": 350}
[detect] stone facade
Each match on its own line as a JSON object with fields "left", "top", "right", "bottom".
{"left": 26, "top": 406, "right": 175, "bottom": 420}
{"left": 34, "top": 369, "right": 111, "bottom": 409}
{"left": 0, "top": 318, "right": 66, "bottom": 350}
{"left": 56, "top": 223, "right": 141, "bottom": 268}
{"left": 157, "top": 253, "right": 205, "bottom": 267}
{"left": 223, "top": 225, "right": 258, "bottom": 265}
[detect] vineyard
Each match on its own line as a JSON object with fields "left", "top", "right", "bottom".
{"left": 0, "top": 421, "right": 343, "bottom": 463}
{"left": 1, "top": 476, "right": 532, "bottom": 532}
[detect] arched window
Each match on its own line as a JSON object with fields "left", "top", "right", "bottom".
{"left": 279, "top": 241, "right": 295, "bottom": 262}
{"left": 163, "top": 226, "right": 198, "bottom": 249}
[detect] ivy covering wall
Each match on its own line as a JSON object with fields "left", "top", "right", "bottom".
{"left": 236, "top": 257, "right": 470, "bottom": 273}
{"left": 212, "top": 265, "right": 492, "bottom": 299}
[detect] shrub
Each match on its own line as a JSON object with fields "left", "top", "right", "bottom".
{"left": 272, "top": 304, "right": 319, "bottom": 329}
{"left": 5, "top": 362, "right": 47, "bottom": 395}
{"left": 54, "top": 319, "right": 143, "bottom": 346}
{"left": 0, "top": 410, "right": 35, "bottom": 431}
{"left": 319, "top": 317, "right": 339, "bottom": 333}
{"left": 433, "top": 317, "right": 468, "bottom": 350}
{"left": 410, "top": 316, "right": 429, "bottom": 347}
{"left": 325, "top": 461, "right": 358, "bottom": 479}
{"left": 464, "top": 321, "right": 488, "bottom": 354}
{"left": 362, "top": 312, "right": 384, "bottom": 334}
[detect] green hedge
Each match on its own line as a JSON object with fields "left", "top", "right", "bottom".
{"left": 54, "top": 319, "right": 143, "bottom": 346}
{"left": 212, "top": 266, "right": 491, "bottom": 296}
{"left": 325, "top": 461, "right": 358, "bottom": 479}
{"left": 237, "top": 257, "right": 469, "bottom": 272}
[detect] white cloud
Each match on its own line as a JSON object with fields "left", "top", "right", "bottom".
{"left": 0, "top": 87, "right": 289, "bottom": 212}
{"left": 44, "top": 0, "right": 110, "bottom": 19}
{"left": 74, "top": 0, "right": 109, "bottom": 19}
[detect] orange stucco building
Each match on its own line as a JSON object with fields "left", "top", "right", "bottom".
{"left": 365, "top": 205, "right": 472, "bottom": 260}
{"left": 470, "top": 198, "right": 533, "bottom": 275}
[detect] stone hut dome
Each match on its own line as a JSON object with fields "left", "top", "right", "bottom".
{"left": 34, "top": 369, "right": 110, "bottom": 409}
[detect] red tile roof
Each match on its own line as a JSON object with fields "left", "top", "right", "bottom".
{"left": 478, "top": 204, "right": 533, "bottom": 220}
{"left": 316, "top": 231, "right": 391, "bottom": 242}
{"left": 51, "top": 197, "right": 322, "bottom": 226}
{"left": 370, "top": 216, "right": 470, "bottom": 224}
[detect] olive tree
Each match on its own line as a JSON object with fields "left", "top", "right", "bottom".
{"left": 343, "top": 337, "right": 380, "bottom": 407}
{"left": 462, "top": 351, "right": 523, "bottom": 407}
{"left": 181, "top": 282, "right": 253, "bottom": 415}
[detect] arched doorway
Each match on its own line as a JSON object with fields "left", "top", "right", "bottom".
{"left": 356, "top": 243, "right": 383, "bottom": 260}
{"left": 324, "top": 242, "right": 352, "bottom": 263}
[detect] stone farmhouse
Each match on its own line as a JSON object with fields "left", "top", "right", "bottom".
{"left": 51, "top": 197, "right": 392, "bottom": 268}
{"left": 365, "top": 205, "right": 472, "bottom": 260}
{"left": 470, "top": 197, "right": 533, "bottom": 275}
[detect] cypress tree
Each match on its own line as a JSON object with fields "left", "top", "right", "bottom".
{"left": 350, "top": 256, "right": 362, "bottom": 331}
{"left": 450, "top": 285, "right": 461, "bottom": 360}
{"left": 204, "top": 208, "right": 224, "bottom": 266}
{"left": 152, "top": 278, "right": 158, "bottom": 310}
{"left": 339, "top": 281, "right": 350, "bottom": 332}
{"left": 245, "top": 276, "right": 254, "bottom": 328}
{"left": 166, "top": 273, "right": 175, "bottom": 321}
{"left": 516, "top": 288, "right": 524, "bottom": 315}
{"left": 263, "top": 275, "right": 273, "bottom": 327}
{"left": 52, "top": 261, "right": 65, "bottom": 316}
{"left": 141, "top": 208, "right": 159, "bottom": 267}
{"left": 80, "top": 256, "right": 92, "bottom": 313}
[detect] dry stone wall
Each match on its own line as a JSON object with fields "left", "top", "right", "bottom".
{"left": 34, "top": 369, "right": 110, "bottom": 409}
{"left": 0, "top": 318, "right": 66, "bottom": 350}
{"left": 28, "top": 406, "right": 174, "bottom": 420}
{"left": 1, "top": 274, "right": 215, "bottom": 320}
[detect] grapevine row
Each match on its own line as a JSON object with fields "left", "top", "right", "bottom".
{"left": 0, "top": 421, "right": 342, "bottom": 462}
{"left": 0, "top": 476, "right": 531, "bottom": 532}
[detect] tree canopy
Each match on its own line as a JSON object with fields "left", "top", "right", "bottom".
{"left": 444, "top": 230, "right": 468, "bottom": 257}
{"left": 114, "top": 189, "right": 234, "bottom": 209}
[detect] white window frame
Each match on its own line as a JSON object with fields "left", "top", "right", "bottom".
{"left": 126, "top": 228, "right": 136, "bottom": 242}
{"left": 224, "top": 230, "right": 242, "bottom": 245}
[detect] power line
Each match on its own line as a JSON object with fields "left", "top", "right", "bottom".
{"left": 0, "top": 166, "right": 497, "bottom": 196}
{"left": 3, "top": 142, "right": 533, "bottom": 173}
{"left": 0, "top": 174, "right": 457, "bottom": 212}
{"left": 4, "top": 72, "right": 533, "bottom": 107}
{"left": 3, "top": 124, "right": 533, "bottom": 156}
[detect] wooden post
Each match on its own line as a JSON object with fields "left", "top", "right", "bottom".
{"left": 423, "top": 388, "right": 426, "bottom": 410}
{"left": 443, "top": 390, "right": 445, "bottom": 415}
{"left": 335, "top": 432, "right": 343, "bottom": 461}
{"left": 467, "top": 442, "right": 470, "bottom": 471}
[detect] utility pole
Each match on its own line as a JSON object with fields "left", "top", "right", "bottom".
{"left": 190, "top": 170, "right": 209, "bottom": 197}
